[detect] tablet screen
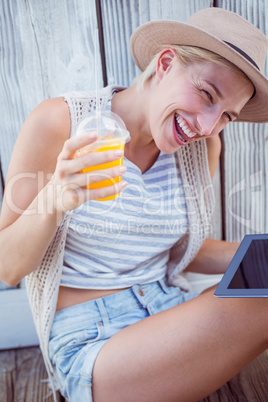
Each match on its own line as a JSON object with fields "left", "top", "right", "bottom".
{"left": 214, "top": 234, "right": 268, "bottom": 297}
{"left": 228, "top": 239, "right": 268, "bottom": 289}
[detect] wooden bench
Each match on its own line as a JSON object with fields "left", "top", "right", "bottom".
{"left": 1, "top": 346, "right": 267, "bottom": 401}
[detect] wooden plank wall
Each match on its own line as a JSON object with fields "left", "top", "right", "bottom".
{"left": 0, "top": 0, "right": 101, "bottom": 205}
{"left": 0, "top": 0, "right": 100, "bottom": 293}
{"left": 0, "top": 347, "right": 61, "bottom": 402}
{"left": 217, "top": 0, "right": 268, "bottom": 242}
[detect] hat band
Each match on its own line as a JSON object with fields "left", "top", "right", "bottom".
{"left": 223, "top": 41, "right": 257, "bottom": 99}
{"left": 223, "top": 41, "right": 260, "bottom": 70}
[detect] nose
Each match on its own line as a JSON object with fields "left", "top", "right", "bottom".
{"left": 197, "top": 108, "right": 223, "bottom": 137}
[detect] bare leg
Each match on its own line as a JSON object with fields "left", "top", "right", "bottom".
{"left": 92, "top": 289, "right": 268, "bottom": 402}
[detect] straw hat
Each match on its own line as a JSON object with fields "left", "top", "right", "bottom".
{"left": 130, "top": 8, "right": 268, "bottom": 123}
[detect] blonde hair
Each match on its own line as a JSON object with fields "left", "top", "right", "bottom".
{"left": 134, "top": 45, "right": 250, "bottom": 90}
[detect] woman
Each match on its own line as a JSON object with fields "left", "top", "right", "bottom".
{"left": 0, "top": 7, "right": 268, "bottom": 402}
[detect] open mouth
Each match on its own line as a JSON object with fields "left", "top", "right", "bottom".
{"left": 174, "top": 114, "right": 196, "bottom": 143}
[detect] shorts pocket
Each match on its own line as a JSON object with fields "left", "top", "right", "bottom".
{"left": 54, "top": 323, "right": 101, "bottom": 376}
{"left": 147, "top": 286, "right": 183, "bottom": 315}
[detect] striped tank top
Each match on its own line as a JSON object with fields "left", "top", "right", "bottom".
{"left": 61, "top": 150, "right": 189, "bottom": 289}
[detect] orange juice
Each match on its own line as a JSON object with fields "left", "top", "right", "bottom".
{"left": 75, "top": 110, "right": 130, "bottom": 201}
{"left": 77, "top": 141, "right": 125, "bottom": 201}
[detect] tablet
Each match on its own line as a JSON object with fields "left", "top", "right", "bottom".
{"left": 214, "top": 234, "right": 268, "bottom": 298}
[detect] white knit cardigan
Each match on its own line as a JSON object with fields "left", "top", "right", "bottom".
{"left": 26, "top": 85, "right": 215, "bottom": 398}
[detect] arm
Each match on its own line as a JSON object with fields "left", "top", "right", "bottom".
{"left": 0, "top": 98, "right": 125, "bottom": 286}
{"left": 0, "top": 98, "right": 70, "bottom": 286}
{"left": 185, "top": 238, "right": 239, "bottom": 275}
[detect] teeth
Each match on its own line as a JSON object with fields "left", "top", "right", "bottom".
{"left": 177, "top": 132, "right": 186, "bottom": 142}
{"left": 176, "top": 115, "right": 196, "bottom": 138}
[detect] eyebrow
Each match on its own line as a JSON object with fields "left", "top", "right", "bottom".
{"left": 206, "top": 80, "right": 239, "bottom": 120}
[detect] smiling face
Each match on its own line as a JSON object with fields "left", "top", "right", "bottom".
{"left": 147, "top": 48, "right": 254, "bottom": 153}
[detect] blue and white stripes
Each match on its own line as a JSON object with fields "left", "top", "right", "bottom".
{"left": 61, "top": 151, "right": 188, "bottom": 289}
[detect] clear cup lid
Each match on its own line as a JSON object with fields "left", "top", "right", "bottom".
{"left": 76, "top": 110, "right": 131, "bottom": 144}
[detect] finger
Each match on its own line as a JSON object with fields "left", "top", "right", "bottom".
{"left": 85, "top": 180, "right": 128, "bottom": 201}
{"left": 56, "top": 178, "right": 128, "bottom": 212}
{"left": 58, "top": 149, "right": 124, "bottom": 178}
{"left": 58, "top": 131, "right": 98, "bottom": 160}
{"left": 70, "top": 165, "right": 127, "bottom": 187}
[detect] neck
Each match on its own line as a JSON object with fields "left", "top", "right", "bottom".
{"left": 111, "top": 84, "right": 159, "bottom": 171}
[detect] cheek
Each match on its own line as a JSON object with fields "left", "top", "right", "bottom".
{"left": 183, "top": 91, "right": 203, "bottom": 109}
{"left": 211, "top": 120, "right": 228, "bottom": 137}
{"left": 172, "top": 85, "right": 202, "bottom": 111}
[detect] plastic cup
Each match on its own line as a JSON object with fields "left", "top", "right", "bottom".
{"left": 75, "top": 111, "right": 130, "bottom": 201}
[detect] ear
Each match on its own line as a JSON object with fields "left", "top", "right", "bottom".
{"left": 156, "top": 47, "right": 177, "bottom": 80}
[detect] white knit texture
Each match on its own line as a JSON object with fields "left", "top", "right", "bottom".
{"left": 25, "top": 85, "right": 215, "bottom": 400}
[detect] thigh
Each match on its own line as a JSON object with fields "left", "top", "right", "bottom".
{"left": 92, "top": 288, "right": 268, "bottom": 402}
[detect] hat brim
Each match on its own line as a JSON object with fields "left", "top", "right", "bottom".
{"left": 130, "top": 20, "right": 268, "bottom": 123}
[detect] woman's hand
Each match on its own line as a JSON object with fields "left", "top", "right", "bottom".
{"left": 50, "top": 131, "right": 127, "bottom": 214}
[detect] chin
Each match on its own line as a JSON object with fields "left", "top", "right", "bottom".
{"left": 157, "top": 141, "right": 181, "bottom": 154}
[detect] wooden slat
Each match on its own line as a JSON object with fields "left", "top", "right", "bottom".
{"left": 0, "top": 158, "right": 3, "bottom": 213}
{"left": 14, "top": 348, "right": 61, "bottom": 402}
{"left": 223, "top": 124, "right": 267, "bottom": 241}
{"left": 218, "top": 0, "right": 268, "bottom": 242}
{"left": 0, "top": 349, "right": 15, "bottom": 402}
{"left": 0, "top": 347, "right": 62, "bottom": 402}
{"left": 201, "top": 350, "right": 268, "bottom": 401}
{"left": 211, "top": 163, "right": 223, "bottom": 240}
{"left": 0, "top": 0, "right": 99, "bottom": 184}
{"left": 101, "top": 0, "right": 213, "bottom": 86}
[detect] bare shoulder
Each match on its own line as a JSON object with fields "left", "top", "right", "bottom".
{"left": 9, "top": 97, "right": 70, "bottom": 176}
{"left": 22, "top": 97, "right": 71, "bottom": 152}
{"left": 206, "top": 135, "right": 222, "bottom": 178}
{"left": 0, "top": 97, "right": 70, "bottom": 228}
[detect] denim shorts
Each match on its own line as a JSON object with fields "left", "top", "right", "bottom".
{"left": 48, "top": 280, "right": 198, "bottom": 402}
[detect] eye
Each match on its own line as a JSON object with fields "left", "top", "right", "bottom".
{"left": 223, "top": 111, "right": 232, "bottom": 121}
{"left": 202, "top": 90, "right": 213, "bottom": 102}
